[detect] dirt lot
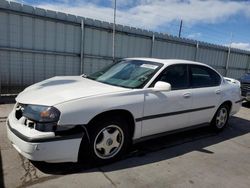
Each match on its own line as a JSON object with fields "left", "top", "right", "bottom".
{"left": 0, "top": 102, "right": 250, "bottom": 188}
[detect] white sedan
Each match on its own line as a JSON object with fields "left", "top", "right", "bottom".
{"left": 7, "top": 58, "right": 242, "bottom": 164}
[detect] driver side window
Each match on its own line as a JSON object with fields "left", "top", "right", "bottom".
{"left": 152, "top": 64, "right": 189, "bottom": 90}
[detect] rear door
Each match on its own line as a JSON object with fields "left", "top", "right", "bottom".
{"left": 188, "top": 65, "right": 222, "bottom": 125}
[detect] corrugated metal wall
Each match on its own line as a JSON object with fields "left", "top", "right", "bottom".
{"left": 0, "top": 0, "right": 250, "bottom": 94}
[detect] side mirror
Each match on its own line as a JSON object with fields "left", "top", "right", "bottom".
{"left": 152, "top": 81, "right": 171, "bottom": 92}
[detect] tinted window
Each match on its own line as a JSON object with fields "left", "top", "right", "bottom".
{"left": 190, "top": 65, "right": 221, "bottom": 87}
{"left": 153, "top": 64, "right": 188, "bottom": 90}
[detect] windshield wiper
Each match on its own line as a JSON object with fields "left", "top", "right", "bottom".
{"left": 97, "top": 80, "right": 132, "bottom": 89}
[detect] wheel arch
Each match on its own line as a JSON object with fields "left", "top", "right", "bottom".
{"left": 87, "top": 109, "right": 136, "bottom": 140}
{"left": 210, "top": 100, "right": 233, "bottom": 123}
{"left": 219, "top": 100, "right": 233, "bottom": 113}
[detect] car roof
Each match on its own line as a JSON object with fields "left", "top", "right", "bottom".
{"left": 124, "top": 57, "right": 207, "bottom": 67}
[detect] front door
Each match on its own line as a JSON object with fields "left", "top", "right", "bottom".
{"left": 141, "top": 64, "right": 192, "bottom": 137}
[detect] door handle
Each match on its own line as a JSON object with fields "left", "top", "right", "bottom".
{"left": 215, "top": 89, "right": 221, "bottom": 95}
{"left": 183, "top": 92, "right": 191, "bottom": 98}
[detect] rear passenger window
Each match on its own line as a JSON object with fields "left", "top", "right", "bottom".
{"left": 190, "top": 65, "right": 221, "bottom": 88}
{"left": 155, "top": 64, "right": 188, "bottom": 90}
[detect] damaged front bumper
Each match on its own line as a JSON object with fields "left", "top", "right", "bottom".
{"left": 6, "top": 111, "right": 85, "bottom": 163}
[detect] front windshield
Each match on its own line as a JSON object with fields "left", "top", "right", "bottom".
{"left": 87, "top": 60, "right": 163, "bottom": 89}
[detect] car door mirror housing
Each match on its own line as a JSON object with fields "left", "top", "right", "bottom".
{"left": 152, "top": 81, "right": 171, "bottom": 92}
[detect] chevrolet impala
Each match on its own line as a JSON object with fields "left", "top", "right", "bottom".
{"left": 7, "top": 58, "right": 242, "bottom": 164}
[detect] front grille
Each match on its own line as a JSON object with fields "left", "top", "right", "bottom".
{"left": 241, "top": 83, "right": 250, "bottom": 91}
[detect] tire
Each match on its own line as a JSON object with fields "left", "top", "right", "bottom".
{"left": 78, "top": 116, "right": 130, "bottom": 166}
{"left": 210, "top": 104, "right": 230, "bottom": 131}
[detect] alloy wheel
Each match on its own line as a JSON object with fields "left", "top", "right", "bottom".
{"left": 216, "top": 107, "right": 228, "bottom": 129}
{"left": 94, "top": 125, "right": 124, "bottom": 159}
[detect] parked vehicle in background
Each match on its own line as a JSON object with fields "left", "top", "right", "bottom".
{"left": 6, "top": 58, "right": 242, "bottom": 165}
{"left": 240, "top": 73, "right": 250, "bottom": 102}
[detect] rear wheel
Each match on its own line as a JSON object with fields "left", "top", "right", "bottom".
{"left": 79, "top": 116, "right": 130, "bottom": 165}
{"left": 211, "top": 104, "right": 229, "bottom": 131}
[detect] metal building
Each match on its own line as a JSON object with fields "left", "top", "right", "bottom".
{"left": 0, "top": 0, "right": 250, "bottom": 94}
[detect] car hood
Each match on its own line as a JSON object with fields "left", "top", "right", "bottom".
{"left": 16, "top": 76, "right": 129, "bottom": 106}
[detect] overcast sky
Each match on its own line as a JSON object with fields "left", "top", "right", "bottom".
{"left": 13, "top": 0, "right": 250, "bottom": 51}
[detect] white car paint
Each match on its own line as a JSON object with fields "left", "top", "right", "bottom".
{"left": 16, "top": 76, "right": 129, "bottom": 106}
{"left": 142, "top": 88, "right": 192, "bottom": 136}
{"left": 7, "top": 58, "right": 242, "bottom": 163}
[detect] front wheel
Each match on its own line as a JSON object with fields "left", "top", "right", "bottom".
{"left": 79, "top": 116, "right": 130, "bottom": 165}
{"left": 211, "top": 104, "right": 230, "bottom": 131}
{"left": 94, "top": 125, "right": 125, "bottom": 160}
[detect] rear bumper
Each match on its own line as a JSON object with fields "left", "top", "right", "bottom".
{"left": 245, "top": 95, "right": 250, "bottom": 102}
{"left": 230, "top": 99, "right": 242, "bottom": 116}
{"left": 7, "top": 113, "right": 84, "bottom": 163}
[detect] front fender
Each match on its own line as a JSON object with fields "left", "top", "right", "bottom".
{"left": 55, "top": 90, "right": 144, "bottom": 126}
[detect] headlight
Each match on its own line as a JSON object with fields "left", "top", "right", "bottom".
{"left": 23, "top": 105, "right": 60, "bottom": 123}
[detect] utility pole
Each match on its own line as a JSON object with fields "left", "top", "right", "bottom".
{"left": 112, "top": 0, "right": 117, "bottom": 62}
{"left": 178, "top": 20, "right": 183, "bottom": 38}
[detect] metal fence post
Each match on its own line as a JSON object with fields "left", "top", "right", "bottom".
{"left": 246, "top": 55, "right": 250, "bottom": 73}
{"left": 112, "top": 0, "right": 117, "bottom": 62}
{"left": 225, "top": 46, "right": 231, "bottom": 77}
{"left": 225, "top": 33, "right": 233, "bottom": 77}
{"left": 195, "top": 42, "right": 199, "bottom": 61}
{"left": 0, "top": 64, "right": 1, "bottom": 98}
{"left": 151, "top": 34, "right": 155, "bottom": 57}
{"left": 80, "top": 19, "right": 85, "bottom": 74}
